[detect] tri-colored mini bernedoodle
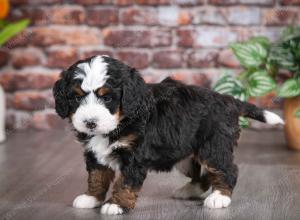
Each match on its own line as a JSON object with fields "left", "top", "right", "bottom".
{"left": 53, "top": 55, "right": 284, "bottom": 215}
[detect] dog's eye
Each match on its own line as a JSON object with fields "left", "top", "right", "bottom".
{"left": 75, "top": 95, "right": 83, "bottom": 102}
{"left": 102, "top": 94, "right": 112, "bottom": 103}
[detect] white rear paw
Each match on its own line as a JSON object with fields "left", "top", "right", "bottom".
{"left": 73, "top": 194, "right": 100, "bottom": 209}
{"left": 172, "top": 182, "right": 204, "bottom": 199}
{"left": 101, "top": 203, "right": 124, "bottom": 215}
{"left": 204, "top": 190, "right": 231, "bottom": 209}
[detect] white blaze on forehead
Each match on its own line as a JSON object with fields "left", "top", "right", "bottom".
{"left": 76, "top": 56, "right": 109, "bottom": 92}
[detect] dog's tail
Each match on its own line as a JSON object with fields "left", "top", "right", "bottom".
{"left": 236, "top": 100, "right": 284, "bottom": 125}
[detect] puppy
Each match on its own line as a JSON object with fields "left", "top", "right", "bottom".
{"left": 53, "top": 55, "right": 284, "bottom": 215}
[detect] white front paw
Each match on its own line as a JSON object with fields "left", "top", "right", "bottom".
{"left": 73, "top": 194, "right": 101, "bottom": 209}
{"left": 101, "top": 203, "right": 124, "bottom": 215}
{"left": 204, "top": 190, "right": 231, "bottom": 209}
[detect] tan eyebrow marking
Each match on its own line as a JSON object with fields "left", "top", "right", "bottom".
{"left": 97, "top": 87, "right": 111, "bottom": 96}
{"left": 73, "top": 85, "right": 85, "bottom": 96}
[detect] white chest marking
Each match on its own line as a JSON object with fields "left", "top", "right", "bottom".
{"left": 87, "top": 135, "right": 119, "bottom": 170}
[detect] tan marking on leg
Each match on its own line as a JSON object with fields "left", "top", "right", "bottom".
{"left": 108, "top": 175, "right": 140, "bottom": 210}
{"left": 199, "top": 160, "right": 232, "bottom": 196}
{"left": 191, "top": 155, "right": 211, "bottom": 192}
{"left": 87, "top": 166, "right": 115, "bottom": 201}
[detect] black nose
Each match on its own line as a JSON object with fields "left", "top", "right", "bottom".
{"left": 85, "top": 120, "right": 97, "bottom": 130}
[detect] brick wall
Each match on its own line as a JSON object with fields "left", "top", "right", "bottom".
{"left": 0, "top": 0, "right": 299, "bottom": 131}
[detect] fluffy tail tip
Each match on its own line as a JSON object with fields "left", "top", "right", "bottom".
{"left": 264, "top": 111, "right": 284, "bottom": 125}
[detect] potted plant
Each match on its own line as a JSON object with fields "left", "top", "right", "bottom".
{"left": 268, "top": 27, "right": 300, "bottom": 150}
{"left": 213, "top": 27, "right": 300, "bottom": 150}
{"left": 0, "top": 0, "right": 29, "bottom": 142}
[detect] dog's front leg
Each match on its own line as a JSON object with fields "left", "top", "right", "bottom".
{"left": 101, "top": 166, "right": 147, "bottom": 215}
{"left": 73, "top": 165, "right": 115, "bottom": 209}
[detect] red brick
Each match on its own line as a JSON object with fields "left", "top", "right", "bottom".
{"left": 263, "top": 9, "right": 298, "bottom": 26}
{"left": 178, "top": 11, "right": 192, "bottom": 25}
{"left": 46, "top": 47, "right": 78, "bottom": 69}
{"left": 281, "top": 0, "right": 300, "bottom": 5}
{"left": 177, "top": 29, "right": 195, "bottom": 47}
{"left": 0, "top": 49, "right": 9, "bottom": 67}
{"left": 218, "top": 49, "right": 240, "bottom": 68}
{"left": 158, "top": 6, "right": 179, "bottom": 26}
{"left": 239, "top": 0, "right": 274, "bottom": 5}
{"left": 115, "top": 0, "right": 134, "bottom": 5}
{"left": 10, "top": 8, "right": 51, "bottom": 25}
{"left": 86, "top": 8, "right": 118, "bottom": 26}
{"left": 4, "top": 30, "right": 31, "bottom": 49}
{"left": 151, "top": 29, "right": 173, "bottom": 47}
{"left": 116, "top": 51, "right": 149, "bottom": 69}
{"left": 50, "top": 6, "right": 85, "bottom": 25}
{"left": 31, "top": 110, "right": 67, "bottom": 130}
{"left": 121, "top": 8, "right": 157, "bottom": 26}
{"left": 171, "top": 72, "right": 210, "bottom": 87}
{"left": 30, "top": 27, "right": 101, "bottom": 46}
{"left": 72, "top": 0, "right": 112, "bottom": 5}
{"left": 188, "top": 50, "right": 218, "bottom": 68}
{"left": 237, "top": 28, "right": 282, "bottom": 42}
{"left": 174, "top": 0, "right": 204, "bottom": 6}
{"left": 136, "top": 0, "right": 170, "bottom": 5}
{"left": 226, "top": 7, "right": 261, "bottom": 26}
{"left": 10, "top": 0, "right": 62, "bottom": 5}
{"left": 153, "top": 50, "right": 183, "bottom": 68}
{"left": 192, "top": 73, "right": 211, "bottom": 87}
{"left": 196, "top": 28, "right": 237, "bottom": 48}
{"left": 80, "top": 49, "right": 113, "bottom": 60}
{"left": 13, "top": 91, "right": 52, "bottom": 111}
{"left": 157, "top": 7, "right": 191, "bottom": 26}
{"left": 103, "top": 29, "right": 149, "bottom": 47}
{"left": 117, "top": 0, "right": 171, "bottom": 5}
{"left": 103, "top": 29, "right": 171, "bottom": 47}
{"left": 11, "top": 48, "right": 44, "bottom": 69}
{"left": 193, "top": 8, "right": 226, "bottom": 25}
{"left": 0, "top": 70, "right": 59, "bottom": 92}
{"left": 208, "top": 0, "right": 237, "bottom": 5}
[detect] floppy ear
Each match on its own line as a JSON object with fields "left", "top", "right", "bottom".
{"left": 53, "top": 73, "right": 70, "bottom": 119}
{"left": 121, "top": 68, "right": 152, "bottom": 120}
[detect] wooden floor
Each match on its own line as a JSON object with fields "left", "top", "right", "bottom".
{"left": 0, "top": 129, "right": 300, "bottom": 220}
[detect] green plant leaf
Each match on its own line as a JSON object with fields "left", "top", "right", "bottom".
{"left": 269, "top": 45, "right": 298, "bottom": 72}
{"left": 239, "top": 116, "right": 250, "bottom": 128}
{"left": 265, "top": 60, "right": 278, "bottom": 76}
{"left": 0, "top": 20, "right": 9, "bottom": 29}
{"left": 281, "top": 26, "right": 300, "bottom": 42}
{"left": 231, "top": 41, "right": 268, "bottom": 68}
{"left": 213, "top": 72, "right": 247, "bottom": 101}
{"left": 249, "top": 36, "right": 271, "bottom": 49}
{"left": 295, "top": 108, "right": 300, "bottom": 118}
{"left": 247, "top": 70, "right": 276, "bottom": 97}
{"left": 278, "top": 78, "right": 300, "bottom": 97}
{"left": 0, "top": 19, "right": 30, "bottom": 46}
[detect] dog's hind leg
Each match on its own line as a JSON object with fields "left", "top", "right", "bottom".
{"left": 172, "top": 156, "right": 211, "bottom": 200}
{"left": 199, "top": 136, "right": 238, "bottom": 209}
